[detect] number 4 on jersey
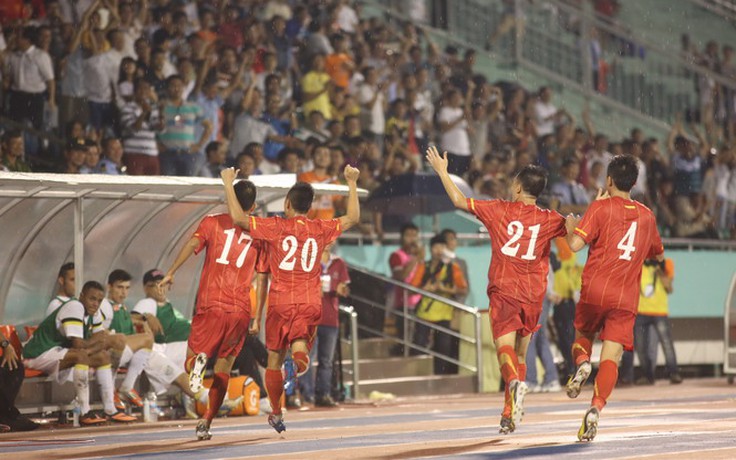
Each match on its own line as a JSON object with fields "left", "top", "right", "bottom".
{"left": 617, "top": 222, "right": 637, "bottom": 261}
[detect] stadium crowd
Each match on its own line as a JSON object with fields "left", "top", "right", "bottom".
{"left": 0, "top": 0, "right": 733, "bottom": 239}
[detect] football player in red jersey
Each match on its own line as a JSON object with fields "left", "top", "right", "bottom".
{"left": 565, "top": 155, "right": 664, "bottom": 441}
{"left": 426, "top": 146, "right": 567, "bottom": 434}
{"left": 220, "top": 164, "right": 360, "bottom": 433}
{"left": 160, "top": 179, "right": 269, "bottom": 441}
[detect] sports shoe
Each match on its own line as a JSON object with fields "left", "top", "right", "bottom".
{"left": 117, "top": 389, "right": 144, "bottom": 408}
{"left": 107, "top": 411, "right": 137, "bottom": 423}
{"left": 113, "top": 393, "right": 126, "bottom": 411}
{"left": 499, "top": 416, "right": 515, "bottom": 435}
{"left": 195, "top": 419, "right": 212, "bottom": 441}
{"left": 315, "top": 395, "right": 337, "bottom": 407}
{"left": 509, "top": 380, "right": 528, "bottom": 426}
{"left": 268, "top": 413, "right": 286, "bottom": 433}
{"left": 541, "top": 381, "right": 562, "bottom": 393}
{"left": 577, "top": 407, "right": 600, "bottom": 441}
{"left": 259, "top": 397, "right": 272, "bottom": 415}
{"left": 566, "top": 361, "right": 592, "bottom": 399}
{"left": 286, "top": 394, "right": 302, "bottom": 409}
{"left": 218, "top": 396, "right": 244, "bottom": 416}
{"left": 189, "top": 352, "right": 208, "bottom": 393}
{"left": 182, "top": 394, "right": 199, "bottom": 419}
{"left": 80, "top": 412, "right": 107, "bottom": 426}
{"left": 670, "top": 373, "right": 683, "bottom": 384}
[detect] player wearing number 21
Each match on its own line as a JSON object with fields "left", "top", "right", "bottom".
{"left": 220, "top": 164, "right": 361, "bottom": 434}
{"left": 159, "top": 179, "right": 268, "bottom": 441}
{"left": 425, "top": 145, "right": 568, "bottom": 436}
{"left": 564, "top": 155, "right": 664, "bottom": 442}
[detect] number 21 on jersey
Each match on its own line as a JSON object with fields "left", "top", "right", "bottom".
{"left": 500, "top": 221, "right": 540, "bottom": 260}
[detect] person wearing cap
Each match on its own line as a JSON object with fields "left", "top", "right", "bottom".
{"left": 132, "top": 269, "right": 191, "bottom": 368}
{"left": 60, "top": 137, "right": 89, "bottom": 174}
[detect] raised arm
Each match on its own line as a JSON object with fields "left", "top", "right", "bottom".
{"left": 220, "top": 167, "right": 251, "bottom": 230}
{"left": 160, "top": 236, "right": 200, "bottom": 289}
{"left": 338, "top": 165, "right": 360, "bottom": 231}
{"left": 425, "top": 146, "right": 469, "bottom": 211}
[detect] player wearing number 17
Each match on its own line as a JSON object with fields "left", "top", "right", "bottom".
{"left": 159, "top": 180, "right": 268, "bottom": 441}
{"left": 425, "top": 146, "right": 567, "bottom": 435}
{"left": 220, "top": 164, "right": 361, "bottom": 434}
{"left": 564, "top": 155, "right": 664, "bottom": 442}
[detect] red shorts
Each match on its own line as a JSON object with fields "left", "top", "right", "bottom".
{"left": 574, "top": 302, "right": 636, "bottom": 351}
{"left": 188, "top": 308, "right": 250, "bottom": 358}
{"left": 265, "top": 303, "right": 321, "bottom": 351}
{"left": 489, "top": 293, "right": 542, "bottom": 340}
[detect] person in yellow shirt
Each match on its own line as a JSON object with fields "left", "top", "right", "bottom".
{"left": 634, "top": 258, "right": 683, "bottom": 385}
{"left": 301, "top": 54, "right": 333, "bottom": 120}
{"left": 551, "top": 237, "right": 583, "bottom": 377}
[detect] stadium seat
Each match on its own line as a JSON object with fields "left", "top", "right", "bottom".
{"left": 24, "top": 325, "right": 38, "bottom": 340}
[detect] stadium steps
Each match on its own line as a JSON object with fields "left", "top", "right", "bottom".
{"left": 341, "top": 337, "right": 477, "bottom": 398}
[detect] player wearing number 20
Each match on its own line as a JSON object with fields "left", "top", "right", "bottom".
{"left": 220, "top": 164, "right": 361, "bottom": 434}
{"left": 160, "top": 180, "right": 268, "bottom": 441}
{"left": 425, "top": 146, "right": 567, "bottom": 435}
{"left": 564, "top": 155, "right": 664, "bottom": 442}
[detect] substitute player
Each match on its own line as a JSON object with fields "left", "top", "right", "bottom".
{"left": 565, "top": 155, "right": 664, "bottom": 441}
{"left": 426, "top": 146, "right": 566, "bottom": 434}
{"left": 220, "top": 164, "right": 360, "bottom": 433}
{"left": 159, "top": 179, "right": 269, "bottom": 441}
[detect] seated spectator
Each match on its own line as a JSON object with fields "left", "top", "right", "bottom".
{"left": 79, "top": 139, "right": 101, "bottom": 174}
{"left": 300, "top": 110, "right": 330, "bottom": 142}
{"left": 0, "top": 329, "right": 39, "bottom": 431}
{"left": 298, "top": 144, "right": 338, "bottom": 219}
{"left": 24, "top": 281, "right": 135, "bottom": 424}
{"left": 277, "top": 147, "right": 301, "bottom": 174}
{"left": 261, "top": 93, "right": 298, "bottom": 165}
{"left": 1, "top": 130, "right": 32, "bottom": 173}
{"left": 199, "top": 141, "right": 227, "bottom": 178}
{"left": 235, "top": 151, "right": 257, "bottom": 179}
{"left": 98, "top": 137, "right": 126, "bottom": 175}
{"left": 60, "top": 138, "right": 89, "bottom": 174}
{"left": 410, "top": 235, "right": 468, "bottom": 374}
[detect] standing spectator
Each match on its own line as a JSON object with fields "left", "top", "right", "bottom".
{"left": 158, "top": 75, "right": 212, "bottom": 176}
{"left": 388, "top": 223, "right": 423, "bottom": 351}
{"left": 551, "top": 158, "right": 590, "bottom": 215}
{"left": 410, "top": 235, "right": 468, "bottom": 374}
{"left": 526, "top": 255, "right": 562, "bottom": 393}
{"left": 229, "top": 86, "right": 293, "bottom": 162}
{"left": 298, "top": 144, "right": 337, "bottom": 219}
{"left": 635, "top": 259, "right": 683, "bottom": 385}
{"left": 300, "top": 244, "right": 350, "bottom": 407}
{"left": 336, "top": 0, "right": 359, "bottom": 35}
{"left": 358, "top": 66, "right": 386, "bottom": 146}
{"left": 325, "top": 34, "right": 354, "bottom": 91}
{"left": 5, "top": 26, "right": 55, "bottom": 156}
{"left": 261, "top": 93, "right": 297, "bottom": 164}
{"left": 59, "top": 5, "right": 97, "bottom": 131}
{"left": 98, "top": 137, "right": 125, "bottom": 174}
{"left": 551, "top": 238, "right": 582, "bottom": 377}
{"left": 1, "top": 131, "right": 31, "bottom": 172}
{"left": 534, "top": 87, "right": 562, "bottom": 137}
{"left": 439, "top": 228, "right": 469, "bottom": 303}
{"left": 83, "top": 28, "right": 122, "bottom": 138}
{"left": 438, "top": 88, "right": 472, "bottom": 176}
{"left": 120, "top": 78, "right": 161, "bottom": 175}
{"left": 714, "top": 149, "right": 736, "bottom": 238}
{"left": 301, "top": 54, "right": 333, "bottom": 121}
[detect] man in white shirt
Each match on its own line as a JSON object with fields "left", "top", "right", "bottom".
{"left": 5, "top": 26, "right": 55, "bottom": 137}
{"left": 438, "top": 88, "right": 472, "bottom": 176}
{"left": 336, "top": 1, "right": 359, "bottom": 34}
{"left": 534, "top": 86, "right": 561, "bottom": 136}
{"left": 358, "top": 66, "right": 386, "bottom": 146}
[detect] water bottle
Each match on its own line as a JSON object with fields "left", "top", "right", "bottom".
{"left": 147, "top": 392, "right": 159, "bottom": 423}
{"left": 72, "top": 397, "right": 81, "bottom": 427}
{"left": 142, "top": 395, "right": 151, "bottom": 422}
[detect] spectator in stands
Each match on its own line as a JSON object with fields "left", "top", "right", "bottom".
{"left": 261, "top": 92, "right": 298, "bottom": 166}
{"left": 713, "top": 148, "right": 736, "bottom": 239}
{"left": 551, "top": 238, "right": 582, "bottom": 377}
{"left": 551, "top": 157, "right": 590, "bottom": 214}
{"left": 325, "top": 34, "right": 354, "bottom": 91}
{"left": 199, "top": 141, "right": 227, "bottom": 178}
{"left": 635, "top": 258, "right": 683, "bottom": 385}
{"left": 298, "top": 144, "right": 337, "bottom": 219}
{"left": 439, "top": 228, "right": 469, "bottom": 303}
{"left": 80, "top": 139, "right": 101, "bottom": 174}
{"left": 4, "top": 25, "right": 55, "bottom": 156}
{"left": 1, "top": 130, "right": 31, "bottom": 172}
{"left": 235, "top": 151, "right": 257, "bottom": 179}
{"left": 301, "top": 54, "right": 333, "bottom": 121}
{"left": 121, "top": 78, "right": 162, "bottom": 175}
{"left": 438, "top": 88, "right": 472, "bottom": 177}
{"left": 0, "top": 329, "right": 39, "bottom": 431}
{"left": 98, "top": 137, "right": 126, "bottom": 175}
{"left": 670, "top": 134, "right": 713, "bottom": 237}
{"left": 359, "top": 66, "right": 387, "bottom": 147}
{"left": 300, "top": 243, "right": 350, "bottom": 407}
{"left": 388, "top": 223, "right": 423, "bottom": 351}
{"left": 46, "top": 262, "right": 75, "bottom": 317}
{"left": 534, "top": 87, "right": 562, "bottom": 137}
{"left": 158, "top": 75, "right": 212, "bottom": 176}
{"left": 410, "top": 234, "right": 468, "bottom": 374}
{"left": 60, "top": 137, "right": 88, "bottom": 174}
{"left": 277, "top": 147, "right": 301, "bottom": 174}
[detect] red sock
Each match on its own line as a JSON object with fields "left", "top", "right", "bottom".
{"left": 592, "top": 359, "right": 618, "bottom": 411}
{"left": 203, "top": 372, "right": 229, "bottom": 423}
{"left": 265, "top": 369, "right": 284, "bottom": 415}
{"left": 518, "top": 363, "right": 527, "bottom": 383}
{"left": 292, "top": 351, "right": 310, "bottom": 376}
{"left": 572, "top": 337, "right": 592, "bottom": 366}
{"left": 502, "top": 361, "right": 526, "bottom": 418}
{"left": 185, "top": 355, "right": 197, "bottom": 374}
{"left": 497, "top": 345, "right": 520, "bottom": 385}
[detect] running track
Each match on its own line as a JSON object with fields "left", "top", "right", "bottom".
{"left": 2, "top": 378, "right": 735, "bottom": 459}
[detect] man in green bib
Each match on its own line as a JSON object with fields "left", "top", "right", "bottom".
{"left": 24, "top": 281, "right": 136, "bottom": 425}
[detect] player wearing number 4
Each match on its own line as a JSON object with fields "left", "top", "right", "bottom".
{"left": 159, "top": 179, "right": 269, "bottom": 441}
{"left": 425, "top": 146, "right": 568, "bottom": 435}
{"left": 565, "top": 155, "right": 664, "bottom": 442}
{"left": 220, "top": 164, "right": 361, "bottom": 434}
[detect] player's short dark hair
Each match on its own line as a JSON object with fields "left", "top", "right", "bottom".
{"left": 286, "top": 182, "right": 314, "bottom": 214}
{"left": 607, "top": 155, "right": 639, "bottom": 192}
{"left": 108, "top": 269, "right": 132, "bottom": 285}
{"left": 400, "top": 223, "right": 419, "bottom": 236}
{"left": 429, "top": 234, "right": 447, "bottom": 248}
{"left": 234, "top": 180, "right": 257, "bottom": 211}
{"left": 516, "top": 165, "right": 548, "bottom": 197}
{"left": 82, "top": 280, "right": 105, "bottom": 294}
{"left": 58, "top": 262, "right": 74, "bottom": 278}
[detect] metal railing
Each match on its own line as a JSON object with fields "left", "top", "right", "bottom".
{"left": 339, "top": 305, "right": 360, "bottom": 399}
{"left": 347, "top": 265, "right": 484, "bottom": 392}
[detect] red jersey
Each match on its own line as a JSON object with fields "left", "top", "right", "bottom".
{"left": 468, "top": 198, "right": 567, "bottom": 305}
{"left": 193, "top": 214, "right": 267, "bottom": 313}
{"left": 573, "top": 196, "right": 664, "bottom": 312}
{"left": 249, "top": 215, "right": 343, "bottom": 306}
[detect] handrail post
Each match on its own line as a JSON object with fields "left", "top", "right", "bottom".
{"left": 513, "top": 0, "right": 523, "bottom": 65}
{"left": 403, "top": 290, "right": 409, "bottom": 357}
{"left": 350, "top": 308, "right": 360, "bottom": 399}
{"left": 474, "top": 312, "right": 483, "bottom": 393}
